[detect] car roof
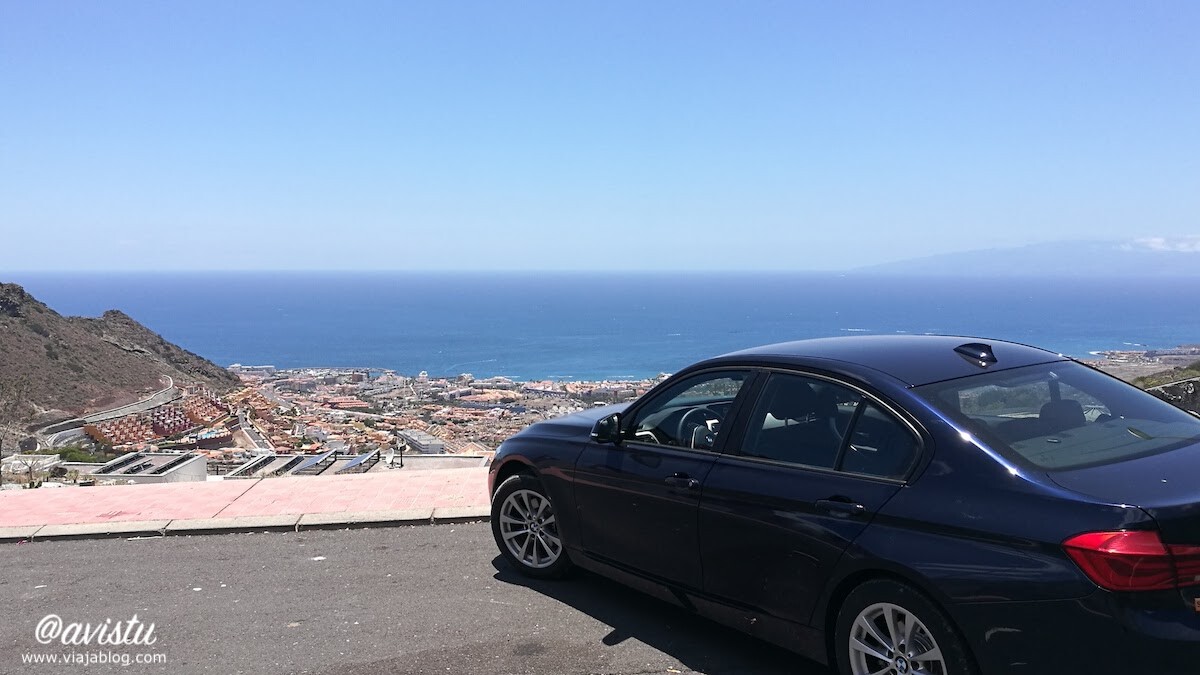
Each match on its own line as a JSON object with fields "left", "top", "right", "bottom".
{"left": 711, "top": 335, "right": 1070, "bottom": 387}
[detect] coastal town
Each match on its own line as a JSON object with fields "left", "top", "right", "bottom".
{"left": 219, "top": 363, "right": 667, "bottom": 460}
{"left": 0, "top": 364, "right": 670, "bottom": 486}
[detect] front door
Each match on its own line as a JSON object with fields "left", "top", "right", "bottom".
{"left": 573, "top": 369, "right": 752, "bottom": 589}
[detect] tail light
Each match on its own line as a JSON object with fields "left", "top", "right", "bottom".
{"left": 1063, "top": 530, "right": 1200, "bottom": 592}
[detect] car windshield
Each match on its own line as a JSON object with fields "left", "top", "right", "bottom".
{"left": 915, "top": 361, "right": 1200, "bottom": 470}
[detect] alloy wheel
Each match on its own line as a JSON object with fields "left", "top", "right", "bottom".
{"left": 498, "top": 488, "right": 562, "bottom": 569}
{"left": 848, "top": 602, "right": 947, "bottom": 675}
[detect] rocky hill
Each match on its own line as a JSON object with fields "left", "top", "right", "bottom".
{"left": 0, "top": 283, "right": 240, "bottom": 423}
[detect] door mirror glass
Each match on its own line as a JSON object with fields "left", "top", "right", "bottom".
{"left": 591, "top": 413, "right": 622, "bottom": 444}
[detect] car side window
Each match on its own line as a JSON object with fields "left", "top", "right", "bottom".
{"left": 742, "top": 373, "right": 919, "bottom": 479}
{"left": 624, "top": 371, "right": 749, "bottom": 449}
{"left": 742, "top": 374, "right": 862, "bottom": 469}
{"left": 841, "top": 402, "right": 919, "bottom": 480}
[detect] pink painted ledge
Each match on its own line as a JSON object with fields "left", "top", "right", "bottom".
{"left": 0, "top": 467, "right": 490, "bottom": 528}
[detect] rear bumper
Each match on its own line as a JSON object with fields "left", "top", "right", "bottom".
{"left": 953, "top": 591, "right": 1200, "bottom": 675}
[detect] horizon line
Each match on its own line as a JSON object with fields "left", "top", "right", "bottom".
{"left": 6, "top": 268, "right": 1200, "bottom": 277}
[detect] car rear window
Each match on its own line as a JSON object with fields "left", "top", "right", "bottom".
{"left": 915, "top": 362, "right": 1200, "bottom": 470}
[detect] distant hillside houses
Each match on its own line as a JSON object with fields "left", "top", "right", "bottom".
{"left": 229, "top": 364, "right": 277, "bottom": 374}
{"left": 84, "top": 391, "right": 231, "bottom": 446}
{"left": 522, "top": 382, "right": 569, "bottom": 399}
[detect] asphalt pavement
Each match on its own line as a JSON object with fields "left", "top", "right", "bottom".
{"left": 1, "top": 522, "right": 829, "bottom": 675}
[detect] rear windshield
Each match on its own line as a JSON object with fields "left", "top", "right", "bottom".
{"left": 915, "top": 362, "right": 1200, "bottom": 470}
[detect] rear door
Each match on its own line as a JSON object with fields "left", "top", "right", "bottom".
{"left": 573, "top": 369, "right": 754, "bottom": 589}
{"left": 698, "top": 371, "right": 922, "bottom": 624}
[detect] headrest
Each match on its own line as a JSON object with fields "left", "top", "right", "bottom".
{"left": 1040, "top": 399, "right": 1085, "bottom": 433}
{"left": 768, "top": 378, "right": 818, "bottom": 421}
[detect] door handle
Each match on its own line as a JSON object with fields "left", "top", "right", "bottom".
{"left": 815, "top": 498, "right": 867, "bottom": 516}
{"left": 664, "top": 474, "right": 700, "bottom": 490}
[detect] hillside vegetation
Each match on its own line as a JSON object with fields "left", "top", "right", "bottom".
{"left": 0, "top": 283, "right": 240, "bottom": 422}
{"left": 1134, "top": 360, "right": 1200, "bottom": 389}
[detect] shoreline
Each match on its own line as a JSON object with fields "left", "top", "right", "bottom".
{"left": 236, "top": 343, "right": 1200, "bottom": 387}
{"left": 1080, "top": 346, "right": 1200, "bottom": 382}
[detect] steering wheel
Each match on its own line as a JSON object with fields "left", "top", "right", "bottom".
{"left": 676, "top": 407, "right": 724, "bottom": 448}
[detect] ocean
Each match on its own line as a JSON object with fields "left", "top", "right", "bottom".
{"left": 7, "top": 272, "right": 1200, "bottom": 381}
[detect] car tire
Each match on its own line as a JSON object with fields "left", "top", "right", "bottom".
{"left": 835, "top": 579, "right": 977, "bottom": 675}
{"left": 491, "top": 473, "right": 572, "bottom": 579}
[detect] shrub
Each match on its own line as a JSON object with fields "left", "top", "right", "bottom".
{"left": 60, "top": 448, "right": 100, "bottom": 463}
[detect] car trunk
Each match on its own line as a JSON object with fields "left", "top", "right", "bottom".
{"left": 1049, "top": 442, "right": 1200, "bottom": 543}
{"left": 1050, "top": 443, "right": 1200, "bottom": 607}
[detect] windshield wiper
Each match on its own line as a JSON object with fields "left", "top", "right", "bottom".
{"left": 1127, "top": 427, "right": 1154, "bottom": 440}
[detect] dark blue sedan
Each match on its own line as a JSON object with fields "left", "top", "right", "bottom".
{"left": 488, "top": 335, "right": 1200, "bottom": 675}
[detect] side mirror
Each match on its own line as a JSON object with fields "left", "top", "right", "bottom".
{"left": 590, "top": 413, "right": 622, "bottom": 444}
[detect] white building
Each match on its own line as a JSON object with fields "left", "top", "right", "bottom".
{"left": 91, "top": 452, "right": 208, "bottom": 484}
{"left": 397, "top": 430, "right": 445, "bottom": 454}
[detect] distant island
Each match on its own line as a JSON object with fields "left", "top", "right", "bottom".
{"left": 858, "top": 238, "right": 1200, "bottom": 276}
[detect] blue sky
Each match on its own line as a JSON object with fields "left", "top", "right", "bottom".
{"left": 1, "top": 2, "right": 1197, "bottom": 271}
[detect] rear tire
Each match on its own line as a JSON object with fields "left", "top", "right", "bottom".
{"left": 491, "top": 473, "right": 572, "bottom": 579}
{"left": 835, "top": 579, "right": 976, "bottom": 675}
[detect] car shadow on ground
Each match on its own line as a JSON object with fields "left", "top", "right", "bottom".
{"left": 490, "top": 556, "right": 831, "bottom": 675}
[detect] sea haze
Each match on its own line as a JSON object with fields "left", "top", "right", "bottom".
{"left": 9, "top": 272, "right": 1200, "bottom": 381}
